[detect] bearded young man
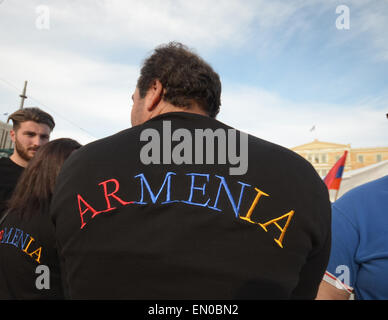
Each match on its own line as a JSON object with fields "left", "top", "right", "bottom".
{"left": 50, "top": 42, "right": 331, "bottom": 299}
{"left": 0, "top": 107, "right": 55, "bottom": 219}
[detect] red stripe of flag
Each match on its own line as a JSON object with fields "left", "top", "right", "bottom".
{"left": 324, "top": 150, "right": 348, "bottom": 190}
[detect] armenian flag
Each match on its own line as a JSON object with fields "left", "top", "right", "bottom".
{"left": 324, "top": 150, "right": 348, "bottom": 190}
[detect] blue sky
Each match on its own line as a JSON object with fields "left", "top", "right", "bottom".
{"left": 0, "top": 0, "right": 387, "bottom": 148}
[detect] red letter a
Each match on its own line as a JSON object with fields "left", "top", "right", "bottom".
{"left": 78, "top": 194, "right": 99, "bottom": 229}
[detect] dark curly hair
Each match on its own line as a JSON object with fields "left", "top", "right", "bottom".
{"left": 137, "top": 42, "right": 221, "bottom": 118}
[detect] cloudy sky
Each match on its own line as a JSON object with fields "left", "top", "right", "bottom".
{"left": 0, "top": 0, "right": 387, "bottom": 148}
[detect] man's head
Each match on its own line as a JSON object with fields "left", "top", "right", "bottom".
{"left": 7, "top": 107, "right": 55, "bottom": 167}
{"left": 131, "top": 42, "right": 221, "bottom": 126}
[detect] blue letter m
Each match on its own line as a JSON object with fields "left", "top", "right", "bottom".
{"left": 134, "top": 172, "right": 177, "bottom": 204}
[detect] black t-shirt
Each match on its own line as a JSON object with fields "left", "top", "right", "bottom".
{"left": 0, "top": 209, "right": 65, "bottom": 299}
{"left": 50, "top": 112, "right": 331, "bottom": 299}
{"left": 0, "top": 157, "right": 24, "bottom": 218}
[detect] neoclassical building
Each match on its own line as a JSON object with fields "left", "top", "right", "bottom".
{"left": 291, "top": 139, "right": 388, "bottom": 178}
{"left": 0, "top": 120, "right": 13, "bottom": 152}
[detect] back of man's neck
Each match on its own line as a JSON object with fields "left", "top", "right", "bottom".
{"left": 151, "top": 102, "right": 208, "bottom": 119}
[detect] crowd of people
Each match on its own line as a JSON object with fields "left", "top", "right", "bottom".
{"left": 0, "top": 42, "right": 386, "bottom": 300}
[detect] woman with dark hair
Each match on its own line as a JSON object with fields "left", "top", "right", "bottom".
{"left": 0, "top": 138, "right": 81, "bottom": 299}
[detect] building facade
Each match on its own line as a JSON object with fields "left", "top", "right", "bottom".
{"left": 0, "top": 120, "right": 14, "bottom": 157}
{"left": 291, "top": 139, "right": 388, "bottom": 178}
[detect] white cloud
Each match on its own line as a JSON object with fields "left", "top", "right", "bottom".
{"left": 356, "top": 4, "right": 388, "bottom": 61}
{"left": 0, "top": 0, "right": 386, "bottom": 149}
{"left": 0, "top": 0, "right": 258, "bottom": 51}
{"left": 1, "top": 0, "right": 387, "bottom": 57}
{"left": 321, "top": 0, "right": 388, "bottom": 61}
{"left": 0, "top": 45, "right": 139, "bottom": 144}
{"left": 0, "top": 0, "right": 324, "bottom": 53}
{"left": 219, "top": 85, "right": 388, "bottom": 149}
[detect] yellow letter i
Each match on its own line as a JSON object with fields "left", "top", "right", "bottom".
{"left": 239, "top": 188, "right": 269, "bottom": 224}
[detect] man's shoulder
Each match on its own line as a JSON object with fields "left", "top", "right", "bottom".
{"left": 356, "top": 175, "right": 388, "bottom": 194}
{"left": 210, "top": 116, "right": 315, "bottom": 173}
{"left": 0, "top": 157, "right": 11, "bottom": 166}
{"left": 248, "top": 134, "right": 316, "bottom": 172}
{"left": 335, "top": 175, "right": 388, "bottom": 213}
{"left": 246, "top": 134, "right": 328, "bottom": 203}
{"left": 58, "top": 127, "right": 140, "bottom": 176}
{"left": 0, "top": 157, "right": 22, "bottom": 172}
{"left": 331, "top": 176, "right": 388, "bottom": 246}
{"left": 72, "top": 127, "right": 139, "bottom": 159}
{"left": 0, "top": 157, "right": 24, "bottom": 193}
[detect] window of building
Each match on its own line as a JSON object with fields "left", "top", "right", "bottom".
{"left": 314, "top": 154, "right": 320, "bottom": 163}
{"left": 357, "top": 155, "right": 364, "bottom": 163}
{"left": 376, "top": 154, "right": 382, "bottom": 162}
{"left": 321, "top": 154, "right": 327, "bottom": 163}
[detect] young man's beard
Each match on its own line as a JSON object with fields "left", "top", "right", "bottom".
{"left": 14, "top": 139, "right": 38, "bottom": 162}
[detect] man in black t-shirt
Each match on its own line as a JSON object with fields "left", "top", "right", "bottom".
{"left": 0, "top": 108, "right": 55, "bottom": 218}
{"left": 50, "top": 42, "right": 331, "bottom": 299}
{"left": 0, "top": 157, "right": 24, "bottom": 218}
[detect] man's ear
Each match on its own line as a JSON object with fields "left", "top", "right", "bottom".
{"left": 144, "top": 80, "right": 164, "bottom": 112}
{"left": 10, "top": 129, "right": 16, "bottom": 143}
